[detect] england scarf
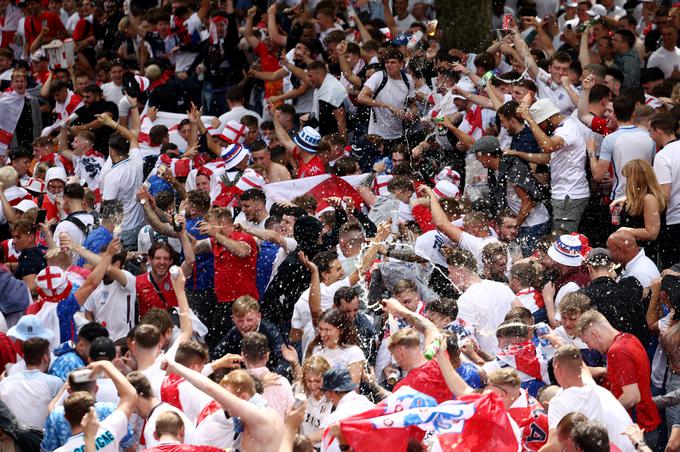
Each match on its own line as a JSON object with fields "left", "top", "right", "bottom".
{"left": 0, "top": 90, "right": 25, "bottom": 153}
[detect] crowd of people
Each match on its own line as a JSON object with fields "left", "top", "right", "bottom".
{"left": 0, "top": 0, "right": 680, "bottom": 450}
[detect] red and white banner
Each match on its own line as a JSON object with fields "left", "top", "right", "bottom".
{"left": 262, "top": 174, "right": 364, "bottom": 213}
{"left": 334, "top": 387, "right": 519, "bottom": 452}
{"left": 496, "top": 340, "right": 549, "bottom": 384}
{"left": 0, "top": 90, "right": 25, "bottom": 153}
{"left": 139, "top": 111, "right": 216, "bottom": 153}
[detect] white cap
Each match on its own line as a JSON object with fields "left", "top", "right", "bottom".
{"left": 587, "top": 4, "right": 607, "bottom": 16}
{"left": 14, "top": 199, "right": 38, "bottom": 212}
{"left": 45, "top": 167, "right": 68, "bottom": 185}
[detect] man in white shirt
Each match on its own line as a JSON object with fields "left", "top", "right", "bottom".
{"left": 651, "top": 113, "right": 680, "bottom": 268}
{"left": 357, "top": 49, "right": 415, "bottom": 143}
{"left": 319, "top": 367, "right": 375, "bottom": 452}
{"left": 607, "top": 230, "right": 659, "bottom": 288}
{"left": 392, "top": 0, "right": 417, "bottom": 33}
{"left": 158, "top": 341, "right": 213, "bottom": 423}
{"left": 101, "top": 61, "right": 124, "bottom": 105}
{"left": 53, "top": 183, "right": 97, "bottom": 252}
{"left": 54, "top": 359, "right": 137, "bottom": 452}
{"left": 647, "top": 25, "right": 680, "bottom": 78}
{"left": 97, "top": 112, "right": 144, "bottom": 248}
{"left": 508, "top": 98, "right": 589, "bottom": 233}
{"left": 446, "top": 248, "right": 520, "bottom": 356}
{"left": 517, "top": 34, "right": 575, "bottom": 117}
{"left": 541, "top": 344, "right": 635, "bottom": 452}
{"left": 291, "top": 249, "right": 360, "bottom": 356}
{"left": 78, "top": 248, "right": 136, "bottom": 341}
{"left": 217, "top": 86, "right": 262, "bottom": 133}
{"left": 589, "top": 95, "right": 656, "bottom": 201}
{"left": 234, "top": 188, "right": 269, "bottom": 229}
{"left": 0, "top": 337, "right": 62, "bottom": 428}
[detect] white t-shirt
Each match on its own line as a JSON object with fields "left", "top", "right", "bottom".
{"left": 299, "top": 393, "right": 333, "bottom": 445}
{"left": 459, "top": 231, "right": 499, "bottom": 270}
{"left": 0, "top": 369, "right": 63, "bottom": 428}
{"left": 653, "top": 140, "right": 680, "bottom": 225}
{"left": 647, "top": 46, "right": 680, "bottom": 78}
{"left": 599, "top": 125, "right": 656, "bottom": 200}
{"left": 535, "top": 68, "right": 575, "bottom": 116}
{"left": 217, "top": 106, "right": 262, "bottom": 132}
{"left": 457, "top": 280, "right": 517, "bottom": 356}
{"left": 364, "top": 70, "right": 415, "bottom": 140}
{"left": 619, "top": 249, "right": 660, "bottom": 288}
{"left": 55, "top": 409, "right": 129, "bottom": 452}
{"left": 292, "top": 276, "right": 352, "bottom": 357}
{"left": 84, "top": 270, "right": 136, "bottom": 341}
{"left": 548, "top": 383, "right": 635, "bottom": 452}
{"left": 550, "top": 116, "right": 589, "bottom": 200}
{"left": 54, "top": 212, "right": 97, "bottom": 251}
{"left": 101, "top": 148, "right": 144, "bottom": 231}
{"left": 101, "top": 81, "right": 124, "bottom": 106}
{"left": 143, "top": 402, "right": 198, "bottom": 447}
{"left": 505, "top": 181, "right": 550, "bottom": 227}
{"left": 320, "top": 391, "right": 374, "bottom": 452}
{"left": 311, "top": 345, "right": 365, "bottom": 370}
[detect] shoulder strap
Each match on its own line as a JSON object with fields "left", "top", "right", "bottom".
{"left": 400, "top": 69, "right": 410, "bottom": 91}
{"left": 64, "top": 212, "right": 89, "bottom": 235}
{"left": 148, "top": 273, "right": 170, "bottom": 309}
{"left": 372, "top": 70, "right": 389, "bottom": 99}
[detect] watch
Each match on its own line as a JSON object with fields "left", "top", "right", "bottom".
{"left": 635, "top": 440, "right": 647, "bottom": 450}
{"left": 139, "top": 199, "right": 147, "bottom": 205}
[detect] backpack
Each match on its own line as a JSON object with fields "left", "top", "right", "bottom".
{"left": 497, "top": 156, "right": 551, "bottom": 204}
{"left": 64, "top": 211, "right": 99, "bottom": 236}
{"left": 371, "top": 70, "right": 410, "bottom": 123}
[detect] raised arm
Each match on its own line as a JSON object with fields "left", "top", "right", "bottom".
{"left": 577, "top": 75, "right": 596, "bottom": 129}
{"left": 88, "top": 360, "right": 137, "bottom": 418}
{"left": 163, "top": 359, "right": 281, "bottom": 433}
{"left": 418, "top": 185, "right": 463, "bottom": 243}
{"left": 579, "top": 26, "right": 592, "bottom": 67}
{"left": 244, "top": 6, "right": 261, "bottom": 49}
{"left": 517, "top": 102, "right": 564, "bottom": 153}
{"left": 299, "top": 251, "right": 321, "bottom": 326}
{"left": 382, "top": 296, "right": 439, "bottom": 346}
{"left": 170, "top": 265, "right": 193, "bottom": 344}
{"left": 73, "top": 238, "right": 119, "bottom": 305}
{"left": 97, "top": 113, "right": 138, "bottom": 149}
{"left": 273, "top": 110, "right": 296, "bottom": 152}
{"left": 267, "top": 4, "right": 287, "bottom": 47}
{"left": 513, "top": 30, "right": 539, "bottom": 80}
{"left": 435, "top": 339, "right": 475, "bottom": 397}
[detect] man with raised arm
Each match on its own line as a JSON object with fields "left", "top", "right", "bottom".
{"left": 161, "top": 358, "right": 283, "bottom": 452}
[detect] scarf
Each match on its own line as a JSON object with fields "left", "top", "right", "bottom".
{"left": 0, "top": 90, "right": 25, "bottom": 152}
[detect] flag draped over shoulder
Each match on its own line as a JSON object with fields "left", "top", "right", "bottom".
{"left": 0, "top": 91, "right": 25, "bottom": 153}
{"left": 335, "top": 387, "right": 518, "bottom": 452}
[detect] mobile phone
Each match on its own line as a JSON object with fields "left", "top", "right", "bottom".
{"left": 35, "top": 209, "right": 47, "bottom": 225}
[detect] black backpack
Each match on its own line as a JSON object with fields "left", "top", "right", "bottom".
{"left": 64, "top": 211, "right": 99, "bottom": 236}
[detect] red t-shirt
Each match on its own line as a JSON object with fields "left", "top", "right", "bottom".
{"left": 24, "top": 12, "right": 65, "bottom": 48}
{"left": 254, "top": 41, "right": 282, "bottom": 99}
{"left": 145, "top": 443, "right": 223, "bottom": 452}
{"left": 393, "top": 359, "right": 453, "bottom": 404}
{"left": 606, "top": 332, "right": 661, "bottom": 431}
{"left": 508, "top": 391, "right": 549, "bottom": 452}
{"left": 294, "top": 146, "right": 326, "bottom": 179}
{"left": 212, "top": 231, "right": 258, "bottom": 303}
{"left": 72, "top": 17, "right": 93, "bottom": 42}
{"left": 136, "top": 272, "right": 179, "bottom": 318}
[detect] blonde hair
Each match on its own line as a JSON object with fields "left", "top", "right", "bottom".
{"left": 622, "top": 159, "right": 667, "bottom": 217}
{"left": 0, "top": 166, "right": 18, "bottom": 187}
{"left": 301, "top": 355, "right": 331, "bottom": 395}
{"left": 388, "top": 327, "right": 421, "bottom": 350}
{"left": 220, "top": 369, "right": 257, "bottom": 396}
{"left": 487, "top": 368, "right": 521, "bottom": 388}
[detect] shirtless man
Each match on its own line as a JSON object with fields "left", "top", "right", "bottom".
{"left": 251, "top": 143, "right": 292, "bottom": 182}
{"left": 161, "top": 358, "right": 283, "bottom": 452}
